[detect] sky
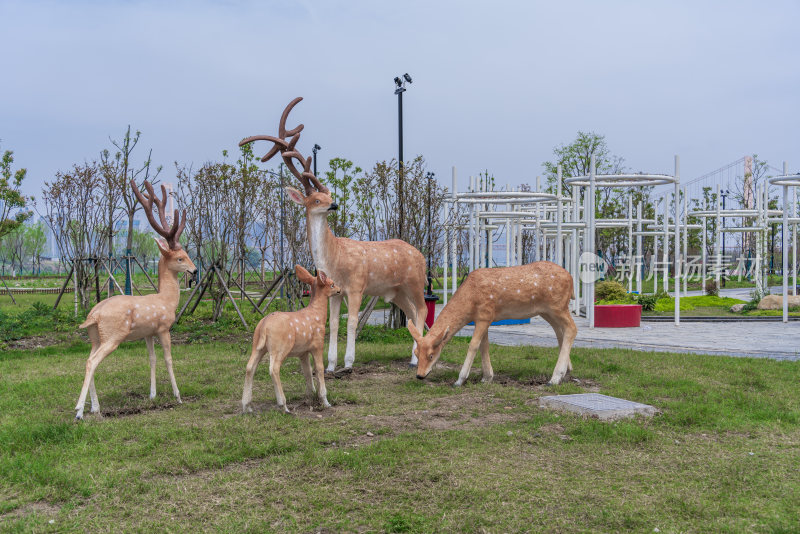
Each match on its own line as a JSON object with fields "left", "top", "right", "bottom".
{"left": 2, "top": 0, "right": 799, "bottom": 209}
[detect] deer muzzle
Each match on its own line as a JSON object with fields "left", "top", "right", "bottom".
{"left": 328, "top": 203, "right": 338, "bottom": 211}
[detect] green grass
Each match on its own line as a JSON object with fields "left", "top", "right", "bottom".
{"left": 2, "top": 327, "right": 800, "bottom": 532}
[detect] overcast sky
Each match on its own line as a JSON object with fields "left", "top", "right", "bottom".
{"left": 2, "top": 0, "right": 798, "bottom": 205}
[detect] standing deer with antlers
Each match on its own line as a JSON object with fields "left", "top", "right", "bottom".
{"left": 240, "top": 97, "right": 427, "bottom": 372}
{"left": 73, "top": 180, "right": 197, "bottom": 420}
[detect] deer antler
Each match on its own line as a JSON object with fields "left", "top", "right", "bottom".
{"left": 131, "top": 180, "right": 186, "bottom": 250}
{"left": 239, "top": 97, "right": 329, "bottom": 196}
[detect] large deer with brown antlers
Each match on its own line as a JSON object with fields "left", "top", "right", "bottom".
{"left": 73, "top": 180, "right": 197, "bottom": 420}
{"left": 407, "top": 261, "right": 577, "bottom": 386}
{"left": 240, "top": 97, "right": 427, "bottom": 372}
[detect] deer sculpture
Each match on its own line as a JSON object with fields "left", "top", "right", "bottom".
{"left": 407, "top": 261, "right": 577, "bottom": 386}
{"left": 74, "top": 180, "right": 197, "bottom": 420}
{"left": 242, "top": 265, "right": 341, "bottom": 413}
{"left": 240, "top": 97, "right": 427, "bottom": 372}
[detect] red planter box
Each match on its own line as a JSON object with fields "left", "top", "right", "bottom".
{"left": 594, "top": 304, "right": 642, "bottom": 328}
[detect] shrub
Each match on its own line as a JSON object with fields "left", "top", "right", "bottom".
{"left": 635, "top": 294, "right": 658, "bottom": 311}
{"left": 595, "top": 280, "right": 627, "bottom": 302}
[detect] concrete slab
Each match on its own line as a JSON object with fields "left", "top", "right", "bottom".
{"left": 539, "top": 393, "right": 658, "bottom": 420}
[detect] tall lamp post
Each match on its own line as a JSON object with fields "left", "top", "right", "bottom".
{"left": 425, "top": 171, "right": 435, "bottom": 294}
{"left": 394, "top": 73, "right": 412, "bottom": 240}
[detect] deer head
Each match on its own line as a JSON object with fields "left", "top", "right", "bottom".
{"left": 239, "top": 97, "right": 336, "bottom": 213}
{"left": 295, "top": 265, "right": 341, "bottom": 299}
{"left": 407, "top": 322, "right": 450, "bottom": 379}
{"left": 131, "top": 180, "right": 197, "bottom": 275}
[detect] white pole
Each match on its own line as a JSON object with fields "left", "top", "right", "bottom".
{"left": 572, "top": 185, "right": 580, "bottom": 314}
{"left": 715, "top": 184, "right": 721, "bottom": 290}
{"left": 627, "top": 194, "right": 633, "bottom": 293}
{"left": 636, "top": 200, "right": 643, "bottom": 294}
{"left": 701, "top": 216, "right": 707, "bottom": 294}
{"left": 556, "top": 165, "right": 563, "bottom": 266}
{"left": 468, "top": 175, "right": 475, "bottom": 272}
{"left": 683, "top": 186, "right": 688, "bottom": 295}
{"left": 653, "top": 199, "right": 659, "bottom": 295}
{"left": 663, "top": 197, "right": 669, "bottom": 294}
{"left": 782, "top": 162, "right": 789, "bottom": 322}
{"left": 588, "top": 154, "right": 596, "bottom": 328}
{"left": 793, "top": 187, "right": 797, "bottom": 296}
{"left": 674, "top": 155, "right": 681, "bottom": 326}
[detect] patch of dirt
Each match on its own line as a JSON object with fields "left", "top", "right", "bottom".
{"left": 5, "top": 333, "right": 77, "bottom": 350}
{"left": 97, "top": 395, "right": 199, "bottom": 418}
{"left": 0, "top": 500, "right": 61, "bottom": 521}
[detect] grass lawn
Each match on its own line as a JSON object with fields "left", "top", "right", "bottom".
{"left": 2, "top": 322, "right": 800, "bottom": 532}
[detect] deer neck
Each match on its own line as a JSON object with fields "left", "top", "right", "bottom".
{"left": 306, "top": 211, "right": 338, "bottom": 273}
{"left": 306, "top": 290, "right": 329, "bottom": 316}
{"left": 156, "top": 256, "right": 180, "bottom": 309}
{"left": 430, "top": 292, "right": 473, "bottom": 345}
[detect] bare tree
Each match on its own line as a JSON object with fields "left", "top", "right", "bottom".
{"left": 40, "top": 163, "right": 106, "bottom": 309}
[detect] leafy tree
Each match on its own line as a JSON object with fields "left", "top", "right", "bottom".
{"left": 542, "top": 131, "right": 624, "bottom": 194}
{"left": 0, "top": 145, "right": 32, "bottom": 241}
{"left": 25, "top": 221, "right": 47, "bottom": 274}
{"left": 325, "top": 157, "right": 362, "bottom": 238}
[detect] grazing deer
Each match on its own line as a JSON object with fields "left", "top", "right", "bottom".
{"left": 407, "top": 261, "right": 577, "bottom": 386}
{"left": 240, "top": 97, "right": 427, "bottom": 372}
{"left": 241, "top": 265, "right": 341, "bottom": 413}
{"left": 74, "top": 180, "right": 197, "bottom": 420}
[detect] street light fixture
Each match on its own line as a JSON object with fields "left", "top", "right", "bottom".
{"left": 312, "top": 144, "right": 321, "bottom": 178}
{"left": 394, "top": 73, "right": 412, "bottom": 240}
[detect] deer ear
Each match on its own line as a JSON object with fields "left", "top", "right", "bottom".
{"left": 153, "top": 237, "right": 170, "bottom": 255}
{"left": 318, "top": 270, "right": 328, "bottom": 285}
{"left": 285, "top": 187, "right": 305, "bottom": 206}
{"left": 294, "top": 265, "right": 315, "bottom": 284}
{"left": 433, "top": 326, "right": 449, "bottom": 347}
{"left": 407, "top": 322, "right": 423, "bottom": 343}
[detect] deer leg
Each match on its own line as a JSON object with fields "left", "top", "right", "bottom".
{"left": 395, "top": 291, "right": 427, "bottom": 367}
{"left": 542, "top": 311, "right": 577, "bottom": 385}
{"left": 146, "top": 336, "right": 157, "bottom": 399}
{"left": 326, "top": 294, "right": 343, "bottom": 372}
{"left": 311, "top": 349, "right": 331, "bottom": 408}
{"left": 299, "top": 353, "right": 315, "bottom": 398}
{"left": 242, "top": 343, "right": 267, "bottom": 413}
{"left": 75, "top": 341, "right": 117, "bottom": 420}
{"left": 269, "top": 351, "right": 290, "bottom": 413}
{"left": 89, "top": 377, "right": 99, "bottom": 414}
{"left": 479, "top": 330, "right": 493, "bottom": 383}
{"left": 157, "top": 331, "right": 181, "bottom": 403}
{"left": 455, "top": 321, "right": 490, "bottom": 387}
{"left": 343, "top": 291, "right": 362, "bottom": 369}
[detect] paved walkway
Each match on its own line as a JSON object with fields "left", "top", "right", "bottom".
{"left": 366, "top": 302, "right": 800, "bottom": 361}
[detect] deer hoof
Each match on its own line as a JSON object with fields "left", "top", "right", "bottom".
{"left": 408, "top": 362, "right": 418, "bottom": 369}
{"left": 74, "top": 413, "right": 83, "bottom": 422}
{"left": 452, "top": 380, "right": 463, "bottom": 388}
{"left": 322, "top": 400, "right": 331, "bottom": 408}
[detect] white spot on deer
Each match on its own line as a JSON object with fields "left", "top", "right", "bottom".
{"left": 516, "top": 289, "right": 520, "bottom": 293}
{"left": 135, "top": 304, "right": 140, "bottom": 308}
{"left": 531, "top": 295, "right": 535, "bottom": 300}
{"left": 534, "top": 282, "right": 538, "bottom": 287}
{"left": 489, "top": 295, "right": 494, "bottom": 299}
{"left": 135, "top": 313, "right": 140, "bottom": 319}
